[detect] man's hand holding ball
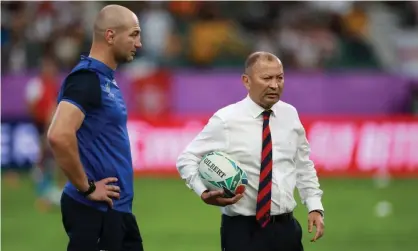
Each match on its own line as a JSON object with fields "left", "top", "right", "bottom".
{"left": 201, "top": 188, "right": 245, "bottom": 207}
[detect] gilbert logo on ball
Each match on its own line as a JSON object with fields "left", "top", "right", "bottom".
{"left": 198, "top": 151, "right": 248, "bottom": 198}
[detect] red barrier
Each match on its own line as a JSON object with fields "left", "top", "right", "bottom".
{"left": 128, "top": 116, "right": 418, "bottom": 177}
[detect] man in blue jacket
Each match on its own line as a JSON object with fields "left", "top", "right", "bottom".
{"left": 47, "top": 4, "right": 142, "bottom": 251}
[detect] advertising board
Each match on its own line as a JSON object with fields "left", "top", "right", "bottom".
{"left": 127, "top": 116, "right": 418, "bottom": 177}
{"left": 3, "top": 116, "right": 418, "bottom": 177}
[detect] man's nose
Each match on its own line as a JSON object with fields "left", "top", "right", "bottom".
{"left": 269, "top": 81, "right": 279, "bottom": 89}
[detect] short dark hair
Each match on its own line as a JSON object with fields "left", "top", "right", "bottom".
{"left": 244, "top": 52, "right": 277, "bottom": 73}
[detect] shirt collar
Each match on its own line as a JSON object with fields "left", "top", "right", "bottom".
{"left": 81, "top": 55, "right": 115, "bottom": 79}
{"left": 245, "top": 95, "right": 277, "bottom": 118}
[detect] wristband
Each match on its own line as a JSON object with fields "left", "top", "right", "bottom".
{"left": 78, "top": 179, "right": 96, "bottom": 197}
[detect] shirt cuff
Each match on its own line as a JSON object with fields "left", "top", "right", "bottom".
{"left": 191, "top": 177, "right": 208, "bottom": 197}
{"left": 305, "top": 197, "right": 324, "bottom": 213}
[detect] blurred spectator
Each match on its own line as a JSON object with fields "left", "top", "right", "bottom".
{"left": 25, "top": 56, "right": 59, "bottom": 126}
{"left": 1, "top": 1, "right": 417, "bottom": 71}
{"left": 169, "top": 1, "right": 199, "bottom": 17}
{"left": 342, "top": 2, "right": 369, "bottom": 38}
{"left": 187, "top": 2, "right": 250, "bottom": 67}
{"left": 139, "top": 2, "right": 174, "bottom": 61}
{"left": 25, "top": 55, "right": 62, "bottom": 211}
{"left": 277, "top": 13, "right": 339, "bottom": 70}
{"left": 2, "top": 2, "right": 28, "bottom": 73}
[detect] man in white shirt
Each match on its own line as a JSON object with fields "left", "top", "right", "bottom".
{"left": 176, "top": 51, "right": 325, "bottom": 251}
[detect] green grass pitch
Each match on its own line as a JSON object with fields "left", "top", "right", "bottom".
{"left": 2, "top": 175, "right": 418, "bottom": 251}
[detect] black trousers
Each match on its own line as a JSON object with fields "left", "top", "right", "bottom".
{"left": 221, "top": 213, "right": 303, "bottom": 251}
{"left": 61, "top": 193, "right": 144, "bottom": 251}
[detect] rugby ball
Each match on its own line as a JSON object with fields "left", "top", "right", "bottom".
{"left": 198, "top": 151, "right": 248, "bottom": 198}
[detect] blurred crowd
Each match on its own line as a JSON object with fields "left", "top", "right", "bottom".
{"left": 1, "top": 1, "right": 418, "bottom": 73}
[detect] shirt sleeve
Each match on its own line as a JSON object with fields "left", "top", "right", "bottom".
{"left": 176, "top": 114, "right": 228, "bottom": 197}
{"left": 61, "top": 71, "right": 101, "bottom": 114}
{"left": 294, "top": 109, "right": 324, "bottom": 213}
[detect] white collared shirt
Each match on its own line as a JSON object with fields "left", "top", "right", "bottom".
{"left": 176, "top": 96, "right": 324, "bottom": 216}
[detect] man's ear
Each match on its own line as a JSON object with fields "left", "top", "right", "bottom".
{"left": 105, "top": 29, "right": 115, "bottom": 45}
{"left": 241, "top": 74, "right": 250, "bottom": 91}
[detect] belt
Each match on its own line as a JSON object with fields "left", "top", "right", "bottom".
{"left": 269, "top": 212, "right": 293, "bottom": 223}
{"left": 222, "top": 212, "right": 293, "bottom": 224}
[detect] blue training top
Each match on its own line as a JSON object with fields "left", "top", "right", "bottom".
{"left": 58, "top": 56, "right": 134, "bottom": 213}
